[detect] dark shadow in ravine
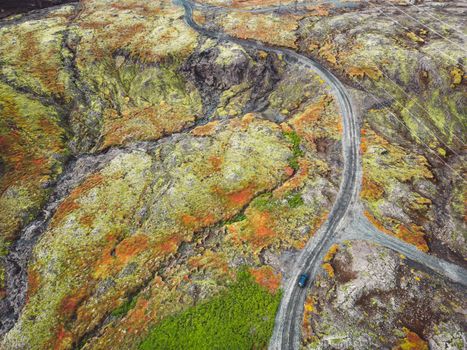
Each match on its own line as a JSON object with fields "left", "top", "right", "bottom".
{"left": 0, "top": 0, "right": 76, "bottom": 19}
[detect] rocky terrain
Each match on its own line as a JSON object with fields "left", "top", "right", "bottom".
{"left": 302, "top": 241, "right": 466, "bottom": 349}
{"left": 0, "top": 0, "right": 465, "bottom": 349}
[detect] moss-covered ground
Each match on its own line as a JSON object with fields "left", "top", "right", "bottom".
{"left": 139, "top": 268, "right": 281, "bottom": 350}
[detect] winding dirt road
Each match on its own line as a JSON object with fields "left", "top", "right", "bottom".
{"left": 178, "top": 1, "right": 467, "bottom": 349}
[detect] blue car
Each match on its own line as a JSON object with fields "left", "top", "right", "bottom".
{"left": 298, "top": 273, "right": 308, "bottom": 288}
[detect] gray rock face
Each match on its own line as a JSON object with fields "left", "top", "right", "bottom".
{"left": 182, "top": 40, "right": 282, "bottom": 117}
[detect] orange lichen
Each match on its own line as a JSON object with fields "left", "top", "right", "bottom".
{"left": 318, "top": 41, "right": 337, "bottom": 65}
{"left": 364, "top": 211, "right": 429, "bottom": 252}
{"left": 200, "top": 0, "right": 329, "bottom": 10}
{"left": 324, "top": 244, "right": 339, "bottom": 262}
{"left": 79, "top": 214, "right": 95, "bottom": 227}
{"left": 191, "top": 121, "right": 219, "bottom": 136}
{"left": 110, "top": 1, "right": 161, "bottom": 14}
{"left": 289, "top": 96, "right": 334, "bottom": 148}
{"left": 280, "top": 122, "right": 293, "bottom": 133}
{"left": 364, "top": 210, "right": 393, "bottom": 235}
{"left": 209, "top": 156, "right": 223, "bottom": 172}
{"left": 393, "top": 327, "right": 428, "bottom": 350}
{"left": 16, "top": 31, "right": 65, "bottom": 96}
{"left": 77, "top": 0, "right": 195, "bottom": 65}
{"left": 229, "top": 0, "right": 292, "bottom": 7}
{"left": 273, "top": 159, "right": 310, "bottom": 198}
{"left": 90, "top": 275, "right": 169, "bottom": 347}
{"left": 100, "top": 105, "right": 196, "bottom": 149}
{"left": 304, "top": 295, "right": 316, "bottom": 313}
{"left": 346, "top": 66, "right": 382, "bottom": 80}
{"left": 154, "top": 234, "right": 183, "bottom": 255}
{"left": 360, "top": 127, "right": 374, "bottom": 156}
{"left": 89, "top": 22, "right": 148, "bottom": 61}
{"left": 284, "top": 166, "right": 295, "bottom": 177}
{"left": 322, "top": 262, "right": 335, "bottom": 278}
{"left": 249, "top": 266, "right": 281, "bottom": 294}
{"left": 236, "top": 210, "right": 277, "bottom": 249}
{"left": 395, "top": 224, "right": 429, "bottom": 252}
{"left": 188, "top": 250, "right": 230, "bottom": 275}
{"left": 241, "top": 113, "right": 256, "bottom": 126}
{"left": 181, "top": 213, "right": 216, "bottom": 228}
{"left": 125, "top": 298, "right": 150, "bottom": 334}
{"left": 26, "top": 268, "right": 41, "bottom": 302}
{"left": 60, "top": 287, "right": 88, "bottom": 318}
{"left": 94, "top": 234, "right": 149, "bottom": 278}
{"left": 222, "top": 12, "right": 302, "bottom": 48}
{"left": 0, "top": 87, "right": 67, "bottom": 240}
{"left": 291, "top": 97, "right": 328, "bottom": 129}
{"left": 230, "top": 113, "right": 258, "bottom": 130}
{"left": 306, "top": 5, "right": 329, "bottom": 16}
{"left": 79, "top": 21, "right": 112, "bottom": 30}
{"left": 226, "top": 224, "right": 242, "bottom": 245}
{"left": 227, "top": 186, "right": 254, "bottom": 206}
{"left": 51, "top": 325, "right": 73, "bottom": 350}
{"left": 193, "top": 11, "right": 207, "bottom": 25}
{"left": 52, "top": 174, "right": 104, "bottom": 226}
{"left": 336, "top": 119, "right": 343, "bottom": 135}
{"left": 310, "top": 211, "right": 329, "bottom": 236}
{"left": 361, "top": 176, "right": 384, "bottom": 201}
{"left": 253, "top": 212, "right": 275, "bottom": 238}
{"left": 302, "top": 294, "right": 317, "bottom": 342}
{"left": 114, "top": 234, "right": 150, "bottom": 264}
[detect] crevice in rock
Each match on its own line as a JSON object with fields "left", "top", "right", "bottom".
{"left": 0, "top": 147, "right": 126, "bottom": 336}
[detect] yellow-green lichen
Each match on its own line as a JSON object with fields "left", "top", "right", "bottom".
{"left": 2, "top": 116, "right": 293, "bottom": 349}
{"left": 0, "top": 81, "right": 68, "bottom": 246}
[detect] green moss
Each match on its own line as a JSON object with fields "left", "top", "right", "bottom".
{"left": 284, "top": 131, "right": 303, "bottom": 156}
{"left": 284, "top": 131, "right": 303, "bottom": 171}
{"left": 224, "top": 212, "right": 247, "bottom": 225}
{"left": 139, "top": 268, "right": 281, "bottom": 350}
{"left": 111, "top": 295, "right": 138, "bottom": 317}
{"left": 288, "top": 158, "right": 299, "bottom": 172}
{"left": 252, "top": 193, "right": 278, "bottom": 211}
{"left": 286, "top": 192, "right": 304, "bottom": 208}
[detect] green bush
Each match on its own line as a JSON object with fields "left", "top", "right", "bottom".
{"left": 139, "top": 269, "right": 282, "bottom": 350}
